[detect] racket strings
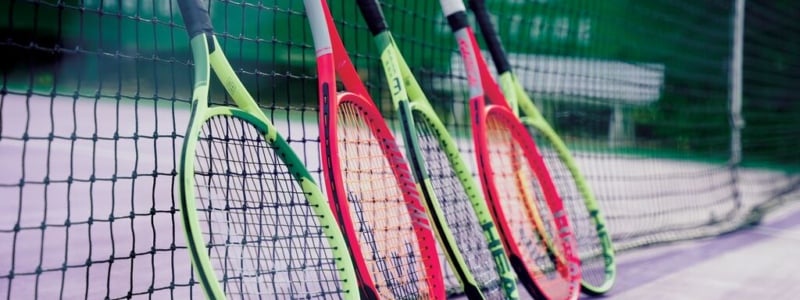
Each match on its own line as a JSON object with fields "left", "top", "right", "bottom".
{"left": 336, "top": 102, "right": 429, "bottom": 299}
{"left": 201, "top": 117, "right": 280, "bottom": 294}
{"left": 204, "top": 117, "right": 341, "bottom": 297}
{"left": 528, "top": 126, "right": 607, "bottom": 287}
{"left": 412, "top": 112, "right": 505, "bottom": 300}
{"left": 484, "top": 114, "right": 572, "bottom": 291}
{"left": 193, "top": 115, "right": 345, "bottom": 299}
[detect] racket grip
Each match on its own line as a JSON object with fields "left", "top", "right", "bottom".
{"left": 444, "top": 12, "right": 469, "bottom": 33}
{"left": 467, "top": 0, "right": 485, "bottom": 11}
{"left": 176, "top": 0, "right": 213, "bottom": 38}
{"left": 356, "top": 0, "right": 388, "bottom": 35}
{"left": 468, "top": 0, "right": 512, "bottom": 74}
{"left": 439, "top": 0, "right": 466, "bottom": 17}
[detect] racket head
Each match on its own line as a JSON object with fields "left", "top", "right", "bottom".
{"left": 476, "top": 104, "right": 582, "bottom": 300}
{"left": 307, "top": 0, "right": 446, "bottom": 298}
{"left": 178, "top": 105, "right": 357, "bottom": 299}
{"left": 176, "top": 0, "right": 358, "bottom": 297}
{"left": 522, "top": 115, "right": 617, "bottom": 295}
{"left": 324, "top": 91, "right": 446, "bottom": 299}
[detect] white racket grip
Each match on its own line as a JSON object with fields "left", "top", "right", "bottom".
{"left": 304, "top": 0, "right": 332, "bottom": 56}
{"left": 439, "top": 0, "right": 466, "bottom": 17}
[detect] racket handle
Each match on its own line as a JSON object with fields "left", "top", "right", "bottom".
{"left": 176, "top": 0, "right": 213, "bottom": 38}
{"left": 441, "top": 4, "right": 469, "bottom": 32}
{"left": 468, "top": 0, "right": 512, "bottom": 74}
{"left": 356, "top": 0, "right": 388, "bottom": 35}
{"left": 439, "top": 0, "right": 466, "bottom": 17}
{"left": 304, "top": 0, "right": 333, "bottom": 55}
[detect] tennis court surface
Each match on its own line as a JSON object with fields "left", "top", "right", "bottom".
{"left": 599, "top": 202, "right": 800, "bottom": 300}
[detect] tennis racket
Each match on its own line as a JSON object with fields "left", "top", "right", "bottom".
{"left": 439, "top": 1, "right": 582, "bottom": 299}
{"left": 467, "top": 0, "right": 616, "bottom": 295}
{"left": 305, "top": 0, "right": 446, "bottom": 299}
{"left": 354, "top": 0, "right": 519, "bottom": 299}
{"left": 175, "top": 0, "right": 359, "bottom": 298}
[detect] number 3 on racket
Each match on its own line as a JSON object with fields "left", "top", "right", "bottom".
{"left": 175, "top": 0, "right": 358, "bottom": 298}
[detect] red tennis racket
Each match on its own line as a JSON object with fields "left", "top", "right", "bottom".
{"left": 439, "top": 0, "right": 582, "bottom": 299}
{"left": 305, "top": 0, "right": 446, "bottom": 299}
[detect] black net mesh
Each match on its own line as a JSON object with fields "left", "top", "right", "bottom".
{"left": 192, "top": 114, "right": 345, "bottom": 298}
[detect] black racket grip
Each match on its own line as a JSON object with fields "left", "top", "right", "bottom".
{"left": 176, "top": 0, "right": 213, "bottom": 38}
{"left": 356, "top": 0, "right": 389, "bottom": 35}
{"left": 468, "top": 0, "right": 512, "bottom": 74}
{"left": 445, "top": 10, "right": 469, "bottom": 32}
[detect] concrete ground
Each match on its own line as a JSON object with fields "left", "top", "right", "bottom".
{"left": 583, "top": 201, "right": 800, "bottom": 300}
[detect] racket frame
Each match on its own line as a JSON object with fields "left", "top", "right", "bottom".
{"left": 355, "top": 0, "right": 520, "bottom": 299}
{"left": 467, "top": 0, "right": 616, "bottom": 294}
{"left": 175, "top": 0, "right": 358, "bottom": 298}
{"left": 440, "top": 1, "right": 582, "bottom": 299}
{"left": 306, "top": 0, "right": 446, "bottom": 298}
